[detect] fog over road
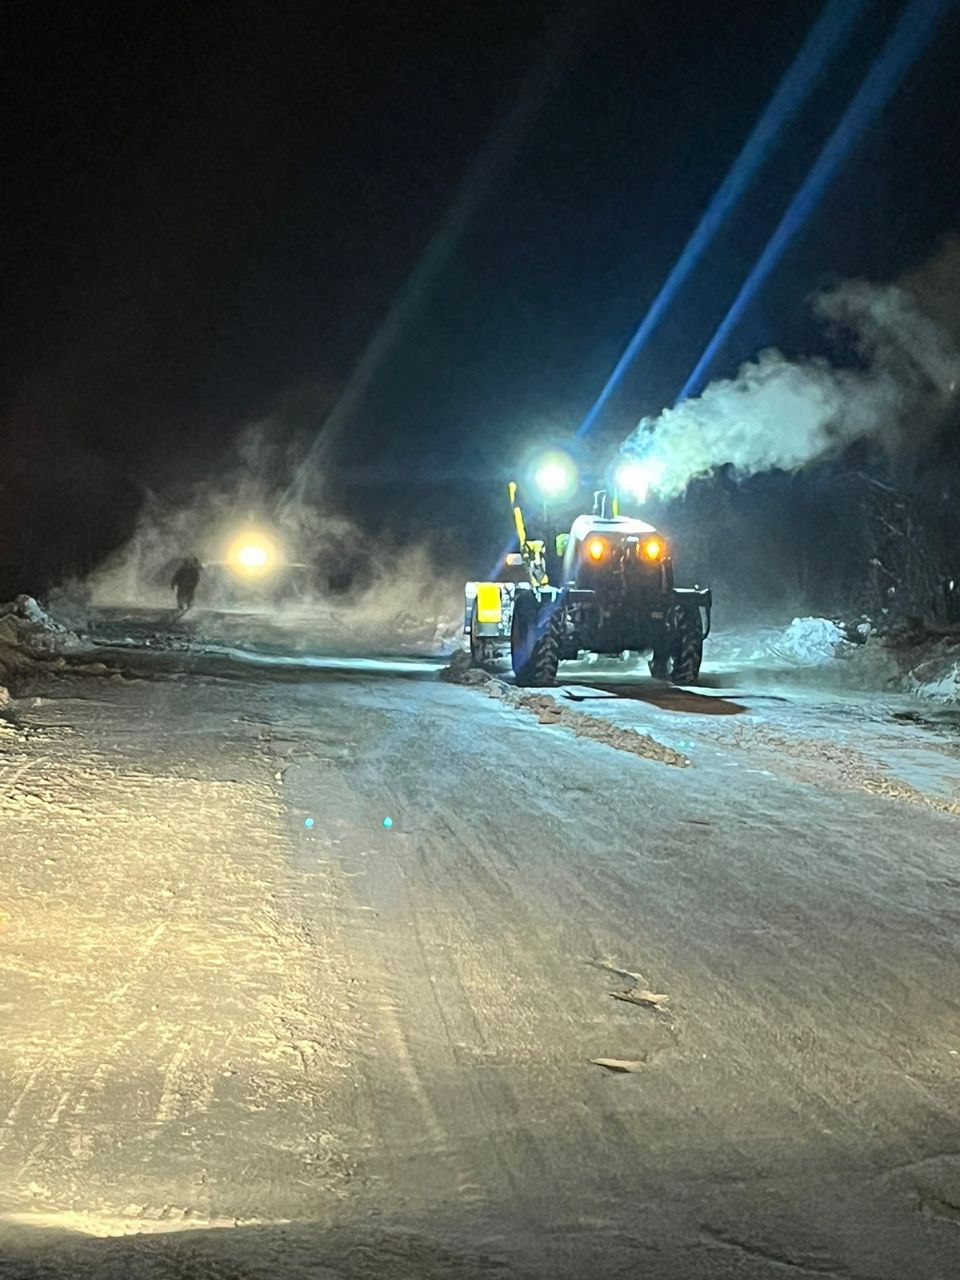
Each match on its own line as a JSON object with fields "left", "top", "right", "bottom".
{"left": 2, "top": 612, "right": 960, "bottom": 1278}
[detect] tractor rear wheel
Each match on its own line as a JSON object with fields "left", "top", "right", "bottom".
{"left": 511, "top": 592, "right": 561, "bottom": 686}
{"left": 670, "top": 601, "right": 704, "bottom": 684}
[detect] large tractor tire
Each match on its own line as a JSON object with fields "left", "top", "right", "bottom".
{"left": 469, "top": 609, "right": 496, "bottom": 667}
{"left": 648, "top": 651, "right": 670, "bottom": 681}
{"left": 670, "top": 601, "right": 704, "bottom": 684}
{"left": 511, "top": 591, "right": 561, "bottom": 686}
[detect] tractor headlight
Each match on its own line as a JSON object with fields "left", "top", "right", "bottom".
{"left": 533, "top": 451, "right": 578, "bottom": 501}
{"left": 615, "top": 457, "right": 665, "bottom": 502}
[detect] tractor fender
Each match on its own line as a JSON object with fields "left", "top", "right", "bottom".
{"left": 673, "top": 586, "right": 712, "bottom": 639}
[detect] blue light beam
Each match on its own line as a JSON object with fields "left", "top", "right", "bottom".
{"left": 678, "top": 0, "right": 952, "bottom": 403}
{"left": 282, "top": 6, "right": 586, "bottom": 514}
{"left": 576, "top": 0, "right": 867, "bottom": 439}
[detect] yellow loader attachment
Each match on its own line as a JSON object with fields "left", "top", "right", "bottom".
{"left": 507, "top": 481, "right": 549, "bottom": 587}
{"left": 508, "top": 481, "right": 526, "bottom": 548}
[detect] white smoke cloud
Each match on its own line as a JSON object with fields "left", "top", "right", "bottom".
{"left": 622, "top": 246, "right": 960, "bottom": 498}
{"left": 57, "top": 416, "right": 462, "bottom": 653}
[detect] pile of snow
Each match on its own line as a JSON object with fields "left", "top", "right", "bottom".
{"left": 734, "top": 617, "right": 959, "bottom": 703}
{"left": 904, "top": 646, "right": 960, "bottom": 703}
{"left": 762, "top": 617, "right": 854, "bottom": 667}
{"left": 0, "top": 595, "right": 81, "bottom": 691}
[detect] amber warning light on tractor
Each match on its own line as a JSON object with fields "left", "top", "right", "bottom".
{"left": 639, "top": 536, "right": 665, "bottom": 562}
{"left": 586, "top": 536, "right": 608, "bottom": 562}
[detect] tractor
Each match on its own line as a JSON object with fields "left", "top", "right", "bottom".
{"left": 464, "top": 451, "right": 711, "bottom": 686}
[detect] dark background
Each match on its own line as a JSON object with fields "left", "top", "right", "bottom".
{"left": 2, "top": 0, "right": 958, "bottom": 604}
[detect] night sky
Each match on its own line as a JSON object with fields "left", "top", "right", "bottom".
{"left": 2, "top": 0, "right": 959, "bottom": 593}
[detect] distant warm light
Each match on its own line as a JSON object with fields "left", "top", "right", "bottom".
{"left": 238, "top": 543, "right": 268, "bottom": 569}
{"left": 533, "top": 452, "right": 578, "bottom": 501}
{"left": 226, "top": 529, "right": 281, "bottom": 579}
{"left": 586, "top": 537, "right": 607, "bottom": 562}
{"left": 640, "top": 537, "right": 664, "bottom": 561}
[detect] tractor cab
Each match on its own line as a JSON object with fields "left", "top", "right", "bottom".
{"left": 562, "top": 513, "right": 670, "bottom": 586}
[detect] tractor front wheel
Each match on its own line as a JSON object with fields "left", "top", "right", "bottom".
{"left": 649, "top": 651, "right": 670, "bottom": 680}
{"left": 511, "top": 592, "right": 561, "bottom": 686}
{"left": 670, "top": 601, "right": 704, "bottom": 684}
{"left": 469, "top": 609, "right": 494, "bottom": 667}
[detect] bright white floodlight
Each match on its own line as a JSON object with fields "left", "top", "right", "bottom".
{"left": 237, "top": 542, "right": 269, "bottom": 570}
{"left": 533, "top": 452, "right": 578, "bottom": 501}
{"left": 615, "top": 457, "right": 665, "bottom": 501}
{"left": 226, "top": 529, "right": 281, "bottom": 579}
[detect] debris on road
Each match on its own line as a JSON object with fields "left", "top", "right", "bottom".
{"left": 610, "top": 988, "right": 670, "bottom": 1010}
{"left": 589, "top": 959, "right": 648, "bottom": 983}
{"left": 590, "top": 1056, "right": 648, "bottom": 1073}
{"left": 589, "top": 958, "right": 672, "bottom": 1011}
{"left": 438, "top": 649, "right": 490, "bottom": 685}
{"left": 512, "top": 693, "right": 690, "bottom": 766}
{"left": 441, "top": 655, "right": 690, "bottom": 766}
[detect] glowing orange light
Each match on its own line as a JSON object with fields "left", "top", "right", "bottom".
{"left": 640, "top": 537, "right": 664, "bottom": 561}
{"left": 586, "top": 537, "right": 607, "bottom": 562}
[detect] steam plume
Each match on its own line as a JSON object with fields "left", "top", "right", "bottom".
{"left": 622, "top": 249, "right": 960, "bottom": 498}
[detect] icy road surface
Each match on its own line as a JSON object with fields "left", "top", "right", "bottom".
{"left": 2, "top": 613, "right": 960, "bottom": 1278}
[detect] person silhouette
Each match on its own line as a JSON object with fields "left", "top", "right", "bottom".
{"left": 171, "top": 557, "right": 202, "bottom": 612}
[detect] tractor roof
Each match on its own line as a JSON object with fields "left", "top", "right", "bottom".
{"left": 569, "top": 513, "right": 658, "bottom": 540}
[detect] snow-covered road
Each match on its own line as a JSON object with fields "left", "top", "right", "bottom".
{"left": 2, "top": 613, "right": 960, "bottom": 1277}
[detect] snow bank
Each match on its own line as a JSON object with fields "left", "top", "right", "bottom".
{"left": 0, "top": 595, "right": 81, "bottom": 691}
{"left": 762, "top": 617, "right": 852, "bottom": 666}
{"left": 903, "top": 646, "right": 960, "bottom": 703}
{"left": 722, "top": 617, "right": 960, "bottom": 704}
{"left": 707, "top": 618, "right": 868, "bottom": 672}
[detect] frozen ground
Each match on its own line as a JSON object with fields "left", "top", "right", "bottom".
{"left": 1, "top": 607, "right": 960, "bottom": 1278}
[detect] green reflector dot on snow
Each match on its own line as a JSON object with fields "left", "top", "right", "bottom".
{"left": 304, "top": 817, "right": 314, "bottom": 829}
{"left": 382, "top": 817, "right": 394, "bottom": 829}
